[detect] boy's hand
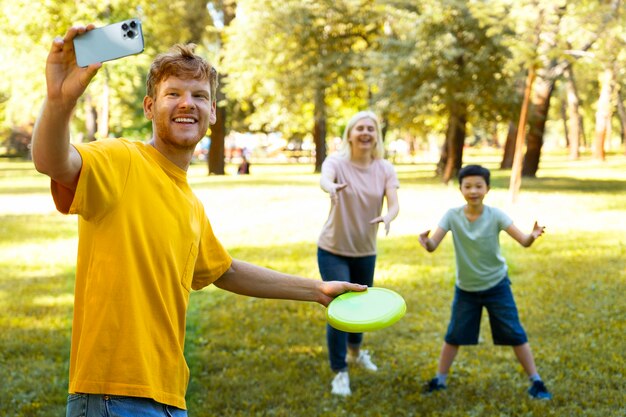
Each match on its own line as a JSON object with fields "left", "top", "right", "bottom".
{"left": 418, "top": 227, "right": 445, "bottom": 252}
{"left": 531, "top": 221, "right": 545, "bottom": 239}
{"left": 418, "top": 230, "right": 431, "bottom": 249}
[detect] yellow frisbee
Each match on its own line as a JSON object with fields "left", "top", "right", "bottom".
{"left": 326, "top": 287, "right": 406, "bottom": 332}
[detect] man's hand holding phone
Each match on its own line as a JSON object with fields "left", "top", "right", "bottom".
{"left": 45, "top": 19, "right": 144, "bottom": 110}
{"left": 33, "top": 25, "right": 102, "bottom": 191}
{"left": 46, "top": 25, "right": 102, "bottom": 109}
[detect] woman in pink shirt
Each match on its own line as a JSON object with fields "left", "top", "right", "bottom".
{"left": 317, "top": 111, "right": 400, "bottom": 396}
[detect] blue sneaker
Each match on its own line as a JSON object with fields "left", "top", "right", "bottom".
{"left": 528, "top": 380, "right": 552, "bottom": 400}
{"left": 425, "top": 377, "right": 446, "bottom": 393}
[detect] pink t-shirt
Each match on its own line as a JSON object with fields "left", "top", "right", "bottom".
{"left": 317, "top": 155, "right": 399, "bottom": 257}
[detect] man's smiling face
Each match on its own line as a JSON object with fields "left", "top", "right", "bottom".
{"left": 144, "top": 75, "right": 216, "bottom": 151}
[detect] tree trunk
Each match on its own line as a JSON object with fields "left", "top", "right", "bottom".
{"left": 490, "top": 123, "right": 500, "bottom": 148}
{"left": 84, "top": 94, "right": 98, "bottom": 142}
{"left": 313, "top": 87, "right": 327, "bottom": 173}
{"left": 561, "top": 99, "right": 569, "bottom": 147}
{"left": 514, "top": 0, "right": 619, "bottom": 169}
{"left": 209, "top": 72, "right": 227, "bottom": 175}
{"left": 208, "top": 2, "right": 236, "bottom": 175}
{"left": 523, "top": 75, "right": 554, "bottom": 177}
{"left": 510, "top": 67, "right": 535, "bottom": 203}
{"left": 616, "top": 89, "right": 626, "bottom": 154}
{"left": 437, "top": 103, "right": 467, "bottom": 184}
{"left": 518, "top": 2, "right": 564, "bottom": 177}
{"left": 97, "top": 69, "right": 110, "bottom": 140}
{"left": 563, "top": 65, "right": 582, "bottom": 160}
{"left": 500, "top": 122, "right": 517, "bottom": 169}
{"left": 593, "top": 67, "right": 614, "bottom": 161}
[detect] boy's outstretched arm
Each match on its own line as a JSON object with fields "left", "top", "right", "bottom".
{"left": 418, "top": 227, "right": 447, "bottom": 252}
{"left": 505, "top": 221, "right": 545, "bottom": 247}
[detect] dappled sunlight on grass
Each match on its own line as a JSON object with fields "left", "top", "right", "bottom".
{"left": 1, "top": 155, "right": 625, "bottom": 416}
{"left": 0, "top": 160, "right": 50, "bottom": 192}
{"left": 0, "top": 214, "right": 77, "bottom": 243}
{"left": 0, "top": 239, "right": 77, "bottom": 267}
{"left": 287, "top": 344, "right": 324, "bottom": 356}
{"left": 0, "top": 268, "right": 73, "bottom": 415}
{"left": 184, "top": 230, "right": 624, "bottom": 415}
{"left": 1, "top": 311, "right": 71, "bottom": 331}
{"left": 32, "top": 293, "right": 74, "bottom": 307}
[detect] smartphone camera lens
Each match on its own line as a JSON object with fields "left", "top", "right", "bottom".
{"left": 130, "top": 21, "right": 137, "bottom": 28}
{"left": 122, "top": 23, "right": 129, "bottom": 31}
{"left": 127, "top": 30, "right": 136, "bottom": 39}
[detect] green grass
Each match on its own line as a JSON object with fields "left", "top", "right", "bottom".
{"left": 1, "top": 155, "right": 625, "bottom": 416}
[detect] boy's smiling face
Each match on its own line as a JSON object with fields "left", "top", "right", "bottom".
{"left": 460, "top": 175, "right": 489, "bottom": 207}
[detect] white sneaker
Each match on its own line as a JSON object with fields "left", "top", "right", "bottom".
{"left": 347, "top": 350, "right": 378, "bottom": 372}
{"left": 331, "top": 371, "right": 351, "bottom": 396}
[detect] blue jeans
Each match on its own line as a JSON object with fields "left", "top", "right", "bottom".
{"left": 66, "top": 394, "right": 187, "bottom": 417}
{"left": 317, "top": 247, "right": 376, "bottom": 371}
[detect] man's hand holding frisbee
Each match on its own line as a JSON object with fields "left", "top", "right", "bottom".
{"left": 213, "top": 259, "right": 366, "bottom": 308}
{"left": 319, "top": 281, "right": 367, "bottom": 307}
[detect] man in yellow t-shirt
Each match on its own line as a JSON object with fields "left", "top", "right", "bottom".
{"left": 32, "top": 24, "right": 366, "bottom": 416}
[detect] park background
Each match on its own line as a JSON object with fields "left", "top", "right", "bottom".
{"left": 1, "top": 0, "right": 625, "bottom": 416}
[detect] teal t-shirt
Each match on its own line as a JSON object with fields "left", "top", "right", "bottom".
{"left": 439, "top": 205, "right": 513, "bottom": 292}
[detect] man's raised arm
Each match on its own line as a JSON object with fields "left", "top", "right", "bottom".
{"left": 31, "top": 25, "right": 101, "bottom": 189}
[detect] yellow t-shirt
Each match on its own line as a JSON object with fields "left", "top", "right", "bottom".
{"left": 51, "top": 138, "right": 232, "bottom": 410}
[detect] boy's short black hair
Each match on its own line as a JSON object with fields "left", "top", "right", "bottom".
{"left": 458, "top": 164, "right": 491, "bottom": 186}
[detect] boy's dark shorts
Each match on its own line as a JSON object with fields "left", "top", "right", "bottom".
{"left": 444, "top": 277, "right": 528, "bottom": 346}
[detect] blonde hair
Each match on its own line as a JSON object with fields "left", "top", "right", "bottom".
{"left": 146, "top": 43, "right": 218, "bottom": 102}
{"left": 337, "top": 110, "right": 385, "bottom": 159}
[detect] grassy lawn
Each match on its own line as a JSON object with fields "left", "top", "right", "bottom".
{"left": 0, "top": 153, "right": 625, "bottom": 416}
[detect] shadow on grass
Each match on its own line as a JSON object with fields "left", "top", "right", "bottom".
{"left": 0, "top": 184, "right": 52, "bottom": 195}
{"left": 0, "top": 160, "right": 36, "bottom": 172}
{"left": 0, "top": 325, "right": 70, "bottom": 417}
{"left": 0, "top": 269, "right": 74, "bottom": 417}
{"left": 2, "top": 233, "right": 624, "bottom": 416}
{"left": 490, "top": 176, "right": 626, "bottom": 193}
{"left": 398, "top": 172, "right": 626, "bottom": 194}
{"left": 182, "top": 234, "right": 625, "bottom": 416}
{"left": 190, "top": 176, "right": 318, "bottom": 189}
{"left": 0, "top": 214, "right": 76, "bottom": 245}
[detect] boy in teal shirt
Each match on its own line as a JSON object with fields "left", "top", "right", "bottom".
{"left": 418, "top": 165, "right": 552, "bottom": 400}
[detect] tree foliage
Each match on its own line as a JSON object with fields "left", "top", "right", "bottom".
{"left": 221, "top": 0, "right": 381, "bottom": 134}
{"left": 1, "top": 0, "right": 625, "bottom": 176}
{"left": 373, "top": 0, "right": 516, "bottom": 133}
{"left": 0, "top": 0, "right": 218, "bottom": 143}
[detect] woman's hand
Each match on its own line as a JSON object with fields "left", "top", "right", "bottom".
{"left": 328, "top": 183, "right": 348, "bottom": 203}
{"left": 370, "top": 215, "right": 391, "bottom": 235}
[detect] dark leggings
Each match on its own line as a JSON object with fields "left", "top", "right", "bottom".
{"left": 317, "top": 247, "right": 376, "bottom": 371}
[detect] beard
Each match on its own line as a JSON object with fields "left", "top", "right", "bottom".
{"left": 152, "top": 119, "right": 206, "bottom": 152}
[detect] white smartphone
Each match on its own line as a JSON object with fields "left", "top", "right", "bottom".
{"left": 73, "top": 19, "right": 144, "bottom": 67}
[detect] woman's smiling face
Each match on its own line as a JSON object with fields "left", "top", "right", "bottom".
{"left": 348, "top": 117, "right": 377, "bottom": 154}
